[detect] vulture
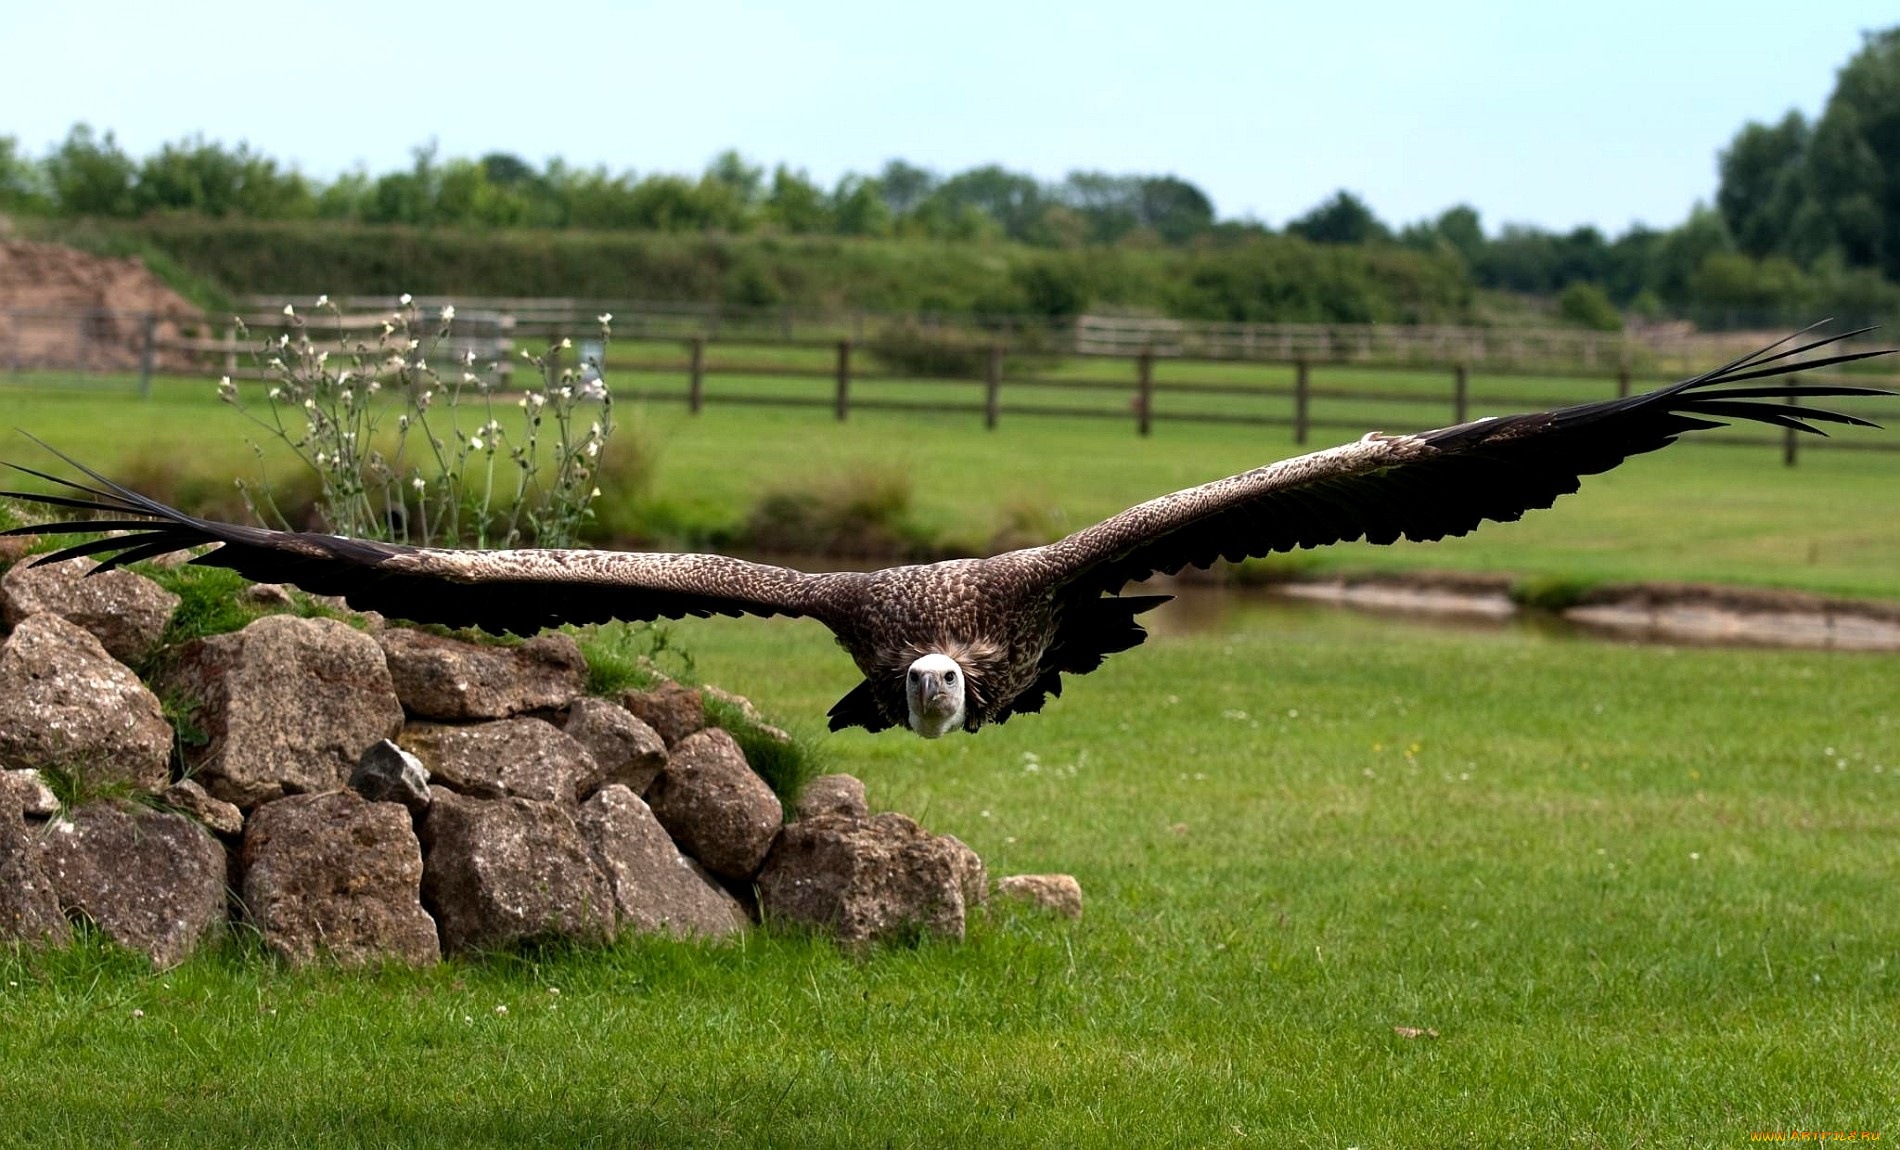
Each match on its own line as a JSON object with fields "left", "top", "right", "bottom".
{"left": 3, "top": 327, "right": 1891, "bottom": 738}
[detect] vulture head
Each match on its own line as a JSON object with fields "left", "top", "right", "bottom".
{"left": 905, "top": 652, "right": 967, "bottom": 739}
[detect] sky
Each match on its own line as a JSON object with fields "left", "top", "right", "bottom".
{"left": 2, "top": 0, "right": 1893, "bottom": 236}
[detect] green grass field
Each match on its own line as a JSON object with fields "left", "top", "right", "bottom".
{"left": 3, "top": 605, "right": 1896, "bottom": 1146}
{"left": 2, "top": 360, "right": 1898, "bottom": 1145}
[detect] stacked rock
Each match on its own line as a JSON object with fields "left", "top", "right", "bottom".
{"left": 0, "top": 553, "right": 1077, "bottom": 968}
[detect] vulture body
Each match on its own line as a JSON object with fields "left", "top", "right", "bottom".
{"left": 4, "top": 328, "right": 1890, "bottom": 737}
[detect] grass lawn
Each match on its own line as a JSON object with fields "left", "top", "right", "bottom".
{"left": 3, "top": 603, "right": 1896, "bottom": 1146}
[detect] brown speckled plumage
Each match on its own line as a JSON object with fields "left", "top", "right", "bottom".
{"left": 6, "top": 328, "right": 1889, "bottom": 734}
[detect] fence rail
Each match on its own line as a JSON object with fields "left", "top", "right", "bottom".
{"left": 239, "top": 294, "right": 1898, "bottom": 377}
{"left": 3, "top": 306, "right": 1894, "bottom": 467}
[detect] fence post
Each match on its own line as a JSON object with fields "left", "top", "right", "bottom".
{"left": 1453, "top": 363, "right": 1469, "bottom": 425}
{"left": 688, "top": 336, "right": 706, "bottom": 415}
{"left": 1783, "top": 391, "right": 1799, "bottom": 467}
{"left": 138, "top": 313, "right": 156, "bottom": 399}
{"left": 1136, "top": 346, "right": 1154, "bottom": 436}
{"left": 1294, "top": 359, "right": 1310, "bottom": 445}
{"left": 984, "top": 344, "right": 1003, "bottom": 430}
{"left": 1616, "top": 362, "right": 1631, "bottom": 399}
{"left": 835, "top": 339, "right": 851, "bottom": 422}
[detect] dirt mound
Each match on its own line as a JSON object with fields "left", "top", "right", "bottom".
{"left": 0, "top": 241, "right": 205, "bottom": 372}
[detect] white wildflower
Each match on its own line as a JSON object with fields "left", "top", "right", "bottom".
{"left": 316, "top": 350, "right": 329, "bottom": 366}
{"left": 597, "top": 312, "right": 612, "bottom": 324}
{"left": 560, "top": 337, "right": 572, "bottom": 349}
{"left": 382, "top": 322, "right": 394, "bottom": 337}
{"left": 590, "top": 487, "right": 601, "bottom": 498}
{"left": 463, "top": 373, "right": 479, "bottom": 385}
{"left": 314, "top": 294, "right": 329, "bottom": 308}
{"left": 268, "top": 387, "right": 282, "bottom": 399}
{"left": 268, "top": 357, "right": 285, "bottom": 370}
{"left": 339, "top": 389, "right": 353, "bottom": 406}
{"left": 469, "top": 435, "right": 484, "bottom": 451}
{"left": 406, "top": 339, "right": 420, "bottom": 352}
{"left": 412, "top": 476, "right": 425, "bottom": 490}
{"left": 399, "top": 293, "right": 413, "bottom": 306}
{"left": 282, "top": 303, "right": 295, "bottom": 317}
{"left": 441, "top": 304, "right": 455, "bottom": 322}
{"left": 464, "top": 349, "right": 477, "bottom": 366}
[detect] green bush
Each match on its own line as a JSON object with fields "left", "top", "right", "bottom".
{"left": 1557, "top": 282, "right": 1623, "bottom": 331}
{"left": 866, "top": 320, "right": 994, "bottom": 377}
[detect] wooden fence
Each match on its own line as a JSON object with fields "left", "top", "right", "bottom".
{"left": 4, "top": 307, "right": 1894, "bottom": 466}
{"left": 593, "top": 335, "right": 1894, "bottom": 467}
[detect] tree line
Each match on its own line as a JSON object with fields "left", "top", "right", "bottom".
{"left": 3, "top": 27, "right": 1895, "bottom": 329}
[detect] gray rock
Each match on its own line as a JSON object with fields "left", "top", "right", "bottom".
{"left": 0, "top": 808, "right": 68, "bottom": 945}
{"left": 756, "top": 812, "right": 983, "bottom": 945}
{"left": 941, "top": 833, "right": 988, "bottom": 912}
{"left": 165, "top": 614, "right": 404, "bottom": 809}
{"left": 242, "top": 790, "right": 439, "bottom": 967}
{"left": 0, "top": 613, "right": 172, "bottom": 791}
{"left": 350, "top": 739, "right": 432, "bottom": 814}
{"left": 794, "top": 773, "right": 868, "bottom": 822}
{"left": 576, "top": 784, "right": 747, "bottom": 939}
{"left": 378, "top": 629, "right": 587, "bottom": 721}
{"left": 420, "top": 790, "right": 614, "bottom": 953}
{"left": 2, "top": 768, "right": 60, "bottom": 818}
{"left": 562, "top": 697, "right": 667, "bottom": 797}
{"left": 161, "top": 778, "right": 244, "bottom": 837}
{"left": 0, "top": 555, "right": 179, "bottom": 664}
{"left": 38, "top": 802, "right": 226, "bottom": 968}
{"left": 994, "top": 874, "right": 1083, "bottom": 920}
{"left": 237, "top": 582, "right": 297, "bottom": 609}
{"left": 644, "top": 728, "right": 782, "bottom": 880}
{"left": 398, "top": 718, "right": 592, "bottom": 804}
{"left": 620, "top": 681, "right": 705, "bottom": 748}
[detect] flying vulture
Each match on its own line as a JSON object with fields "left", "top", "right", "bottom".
{"left": 3, "top": 328, "right": 1891, "bottom": 738}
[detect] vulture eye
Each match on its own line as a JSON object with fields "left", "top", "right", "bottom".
{"left": 909, "top": 670, "right": 919, "bottom": 681}
{"left": 945, "top": 670, "right": 958, "bottom": 683}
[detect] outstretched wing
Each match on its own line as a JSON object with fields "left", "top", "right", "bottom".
{"left": 1035, "top": 326, "right": 1893, "bottom": 595}
{"left": 1, "top": 446, "right": 834, "bottom": 636}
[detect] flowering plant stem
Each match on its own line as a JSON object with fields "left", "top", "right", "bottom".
{"left": 219, "top": 297, "right": 616, "bottom": 550}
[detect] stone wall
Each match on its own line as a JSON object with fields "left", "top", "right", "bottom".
{"left": 0, "top": 554, "right": 1077, "bottom": 968}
